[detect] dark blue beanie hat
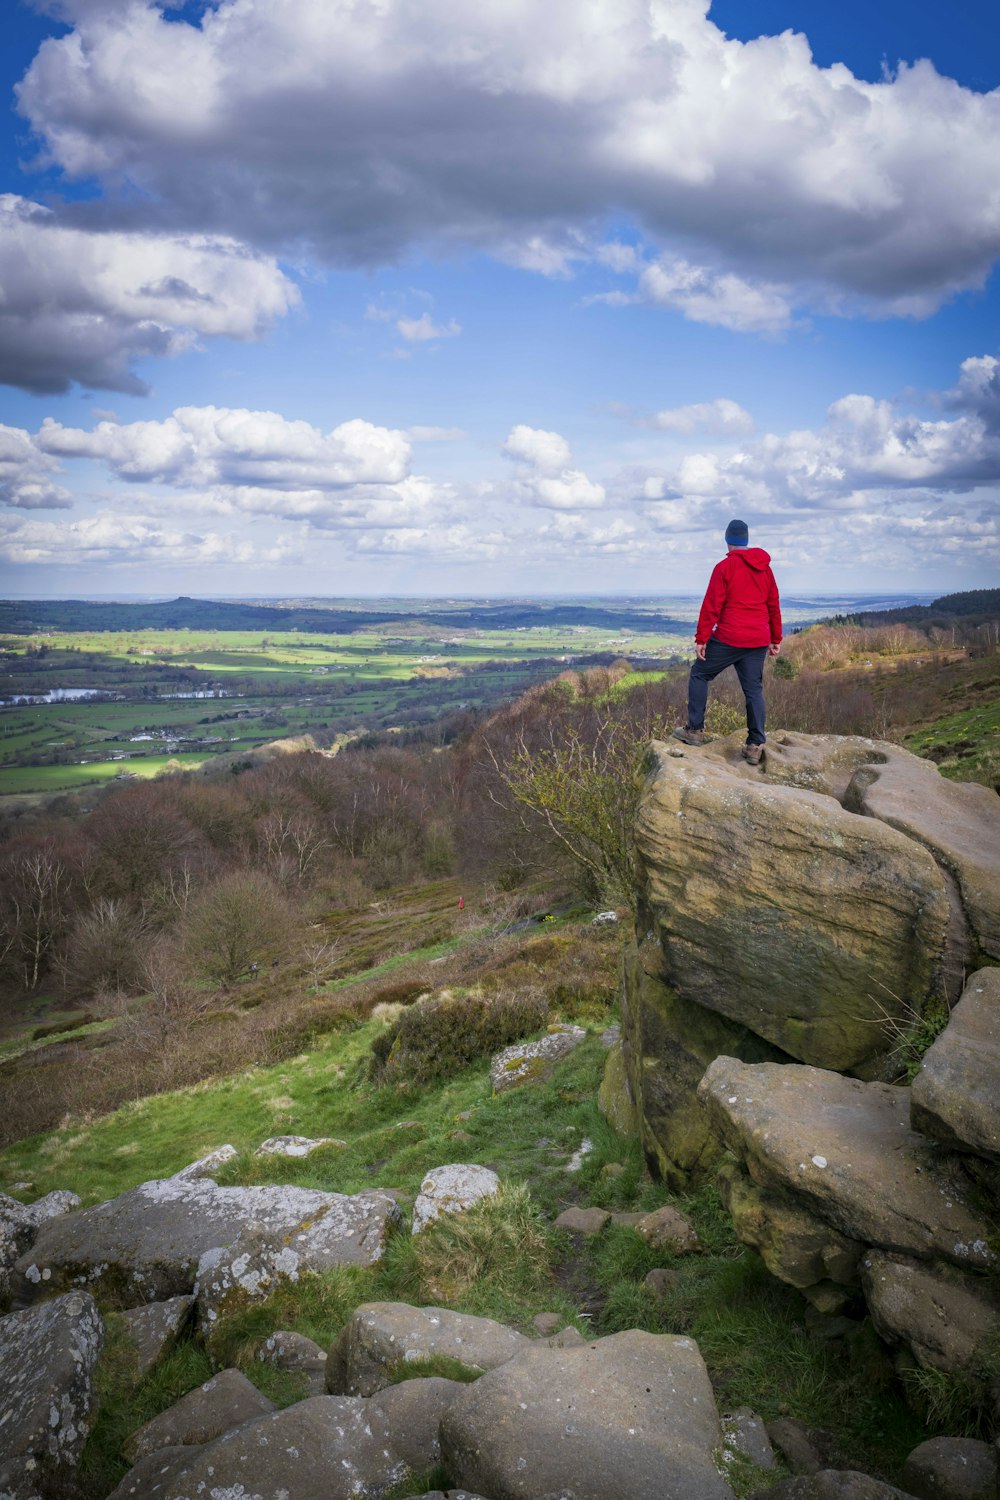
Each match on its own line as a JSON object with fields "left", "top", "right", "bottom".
{"left": 725, "top": 518, "right": 749, "bottom": 547}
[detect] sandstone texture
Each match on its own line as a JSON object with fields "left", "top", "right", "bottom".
{"left": 124, "top": 1367, "right": 275, "bottom": 1461}
{"left": 635, "top": 1203, "right": 700, "bottom": 1253}
{"left": 15, "top": 1174, "right": 400, "bottom": 1306}
{"left": 843, "top": 743, "right": 1000, "bottom": 963}
{"left": 860, "top": 1251, "right": 1000, "bottom": 1379}
{"left": 0, "top": 1290, "right": 104, "bottom": 1500}
{"left": 327, "top": 1300, "right": 530, "bottom": 1395}
{"left": 256, "top": 1133, "right": 348, "bottom": 1157}
{"left": 490, "top": 1024, "right": 586, "bottom": 1093}
{"left": 753, "top": 1475, "right": 918, "bottom": 1500}
{"left": 108, "top": 1379, "right": 463, "bottom": 1500}
{"left": 698, "top": 1058, "right": 994, "bottom": 1272}
{"left": 412, "top": 1162, "right": 500, "bottom": 1233}
{"left": 441, "top": 1327, "right": 734, "bottom": 1500}
{"left": 258, "top": 1328, "right": 328, "bottom": 1393}
{"left": 1, "top": 1189, "right": 80, "bottom": 1305}
{"left": 634, "top": 735, "right": 950, "bottom": 1073}
{"left": 597, "top": 1038, "right": 639, "bottom": 1137}
{"left": 900, "top": 1436, "right": 999, "bottom": 1500}
{"left": 910, "top": 966, "right": 1000, "bottom": 1161}
{"left": 119, "top": 1293, "right": 194, "bottom": 1377}
{"left": 619, "top": 942, "right": 790, "bottom": 1186}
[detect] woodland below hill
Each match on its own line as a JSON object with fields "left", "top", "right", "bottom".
{"left": 0, "top": 620, "right": 997, "bottom": 1144}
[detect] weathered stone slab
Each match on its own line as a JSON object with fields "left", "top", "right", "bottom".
{"left": 490, "top": 1025, "right": 586, "bottom": 1093}
{"left": 108, "top": 1380, "right": 464, "bottom": 1500}
{"left": 1, "top": 1190, "right": 81, "bottom": 1305}
{"left": 910, "top": 967, "right": 1000, "bottom": 1162}
{"left": 635, "top": 1204, "right": 699, "bottom": 1252}
{"left": 717, "top": 1161, "right": 863, "bottom": 1296}
{"left": 120, "top": 1294, "right": 194, "bottom": 1377}
{"left": 0, "top": 1291, "right": 104, "bottom": 1500}
{"left": 698, "top": 1059, "right": 995, "bottom": 1271}
{"left": 258, "top": 1328, "right": 328, "bottom": 1394}
{"left": 554, "top": 1206, "right": 609, "bottom": 1235}
{"left": 196, "top": 1189, "right": 402, "bottom": 1323}
{"left": 441, "top": 1328, "right": 734, "bottom": 1500}
{"left": 256, "top": 1134, "right": 348, "bottom": 1158}
{"left": 328, "top": 1301, "right": 529, "bottom": 1395}
{"left": 124, "top": 1367, "right": 275, "bottom": 1461}
{"left": 636, "top": 739, "right": 949, "bottom": 1072}
{"left": 412, "top": 1163, "right": 499, "bottom": 1234}
{"left": 722, "top": 1407, "right": 776, "bottom": 1472}
{"left": 753, "top": 1475, "right": 918, "bottom": 1499}
{"left": 171, "top": 1144, "right": 238, "bottom": 1180}
{"left": 621, "top": 942, "right": 794, "bottom": 1187}
{"left": 900, "top": 1436, "right": 999, "bottom": 1500}
{"left": 860, "top": 1251, "right": 1000, "bottom": 1378}
{"left": 844, "top": 745, "right": 1000, "bottom": 963}
{"left": 15, "top": 1175, "right": 401, "bottom": 1307}
{"left": 597, "top": 1038, "right": 639, "bottom": 1137}
{"left": 105, "top": 1445, "right": 194, "bottom": 1500}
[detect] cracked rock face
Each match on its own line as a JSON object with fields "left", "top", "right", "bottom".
{"left": 0, "top": 1290, "right": 104, "bottom": 1500}
{"left": 106, "top": 1379, "right": 464, "bottom": 1500}
{"left": 1, "top": 1190, "right": 81, "bottom": 1305}
{"left": 634, "top": 735, "right": 951, "bottom": 1075}
{"left": 14, "top": 1176, "right": 401, "bottom": 1308}
{"left": 860, "top": 1251, "right": 1000, "bottom": 1380}
{"left": 910, "top": 966, "right": 1000, "bottom": 1162}
{"left": 327, "top": 1301, "right": 529, "bottom": 1396}
{"left": 698, "top": 1058, "right": 995, "bottom": 1273}
{"left": 440, "top": 1327, "right": 734, "bottom": 1500}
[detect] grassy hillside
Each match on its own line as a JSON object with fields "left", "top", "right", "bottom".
{"left": 0, "top": 914, "right": 933, "bottom": 1499}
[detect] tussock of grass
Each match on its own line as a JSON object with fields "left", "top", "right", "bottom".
{"left": 408, "top": 1183, "right": 553, "bottom": 1306}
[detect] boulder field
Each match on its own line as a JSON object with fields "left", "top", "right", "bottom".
{"left": 602, "top": 729, "right": 1000, "bottom": 1425}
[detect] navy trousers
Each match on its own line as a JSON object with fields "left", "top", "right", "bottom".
{"left": 687, "top": 639, "right": 769, "bottom": 745}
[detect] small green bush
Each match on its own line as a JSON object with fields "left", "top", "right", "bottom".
{"left": 371, "top": 990, "right": 548, "bottom": 1085}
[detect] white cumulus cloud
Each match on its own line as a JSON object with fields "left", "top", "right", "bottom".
{"left": 35, "top": 406, "right": 411, "bottom": 491}
{"left": 0, "top": 195, "right": 298, "bottom": 394}
{"left": 503, "top": 424, "right": 606, "bottom": 510}
{"left": 15, "top": 0, "right": 1000, "bottom": 320}
{"left": 0, "top": 509, "right": 297, "bottom": 568}
{"left": 650, "top": 398, "right": 755, "bottom": 435}
{"left": 0, "top": 424, "right": 72, "bottom": 510}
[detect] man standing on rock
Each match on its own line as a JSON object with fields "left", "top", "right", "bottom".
{"left": 672, "top": 519, "right": 782, "bottom": 765}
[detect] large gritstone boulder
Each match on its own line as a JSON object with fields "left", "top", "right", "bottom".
{"left": 910, "top": 966, "right": 1000, "bottom": 1162}
{"left": 106, "top": 1379, "right": 465, "bottom": 1500}
{"left": 327, "top": 1301, "right": 530, "bottom": 1395}
{"left": 440, "top": 1328, "right": 734, "bottom": 1500}
{"left": 0, "top": 1291, "right": 104, "bottom": 1500}
{"left": 634, "top": 737, "right": 950, "bottom": 1074}
{"left": 619, "top": 941, "right": 793, "bottom": 1186}
{"left": 698, "top": 1059, "right": 995, "bottom": 1276}
{"left": 13, "top": 1175, "right": 400, "bottom": 1307}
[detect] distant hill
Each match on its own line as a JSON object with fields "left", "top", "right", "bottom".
{"left": 0, "top": 595, "right": 699, "bottom": 636}
{"left": 838, "top": 587, "right": 1000, "bottom": 626}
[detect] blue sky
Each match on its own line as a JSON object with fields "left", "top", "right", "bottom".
{"left": 0, "top": 0, "right": 998, "bottom": 598}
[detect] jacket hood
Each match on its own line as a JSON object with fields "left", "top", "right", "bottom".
{"left": 732, "top": 547, "right": 771, "bottom": 571}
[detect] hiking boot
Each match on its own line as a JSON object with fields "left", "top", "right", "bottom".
{"left": 742, "top": 741, "right": 764, "bottom": 765}
{"left": 672, "top": 726, "right": 707, "bottom": 747}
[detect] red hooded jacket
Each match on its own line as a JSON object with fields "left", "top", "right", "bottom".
{"left": 695, "top": 548, "right": 782, "bottom": 648}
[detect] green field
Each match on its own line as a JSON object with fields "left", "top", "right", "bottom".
{"left": 0, "top": 618, "right": 696, "bottom": 798}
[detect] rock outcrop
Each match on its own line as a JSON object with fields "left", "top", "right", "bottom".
{"left": 440, "top": 1327, "right": 735, "bottom": 1500}
{"left": 0, "top": 1290, "right": 104, "bottom": 1500}
{"left": 108, "top": 1378, "right": 465, "bottom": 1500}
{"left": 13, "top": 1174, "right": 401, "bottom": 1307}
{"left": 910, "top": 966, "right": 1000, "bottom": 1161}
{"left": 618, "top": 731, "right": 1000, "bottom": 1190}
{"left": 327, "top": 1301, "right": 530, "bottom": 1395}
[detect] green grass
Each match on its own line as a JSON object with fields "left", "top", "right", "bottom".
{"left": 905, "top": 693, "right": 1000, "bottom": 787}
{"left": 2, "top": 931, "right": 942, "bottom": 1495}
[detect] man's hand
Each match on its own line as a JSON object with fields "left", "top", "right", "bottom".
{"left": 768, "top": 642, "right": 781, "bottom": 656}
{"left": 695, "top": 640, "right": 707, "bottom": 660}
